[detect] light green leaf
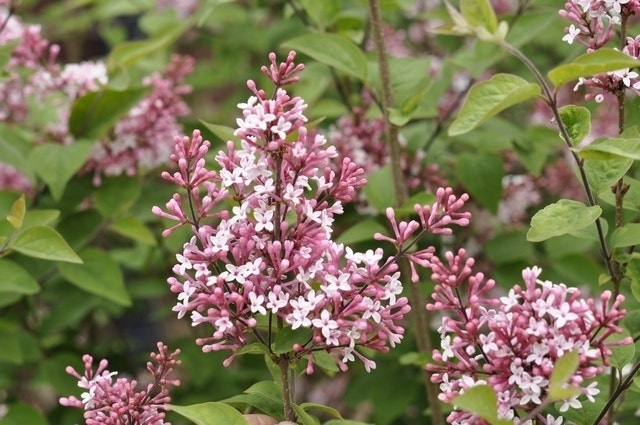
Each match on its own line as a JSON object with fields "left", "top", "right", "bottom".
{"left": 363, "top": 165, "right": 396, "bottom": 212}
{"left": 527, "top": 200, "right": 602, "bottom": 242}
{"left": 0, "top": 402, "right": 48, "bottom": 425}
{"left": 168, "top": 402, "right": 245, "bottom": 425}
{"left": 548, "top": 351, "right": 580, "bottom": 401}
{"left": 299, "top": 402, "right": 342, "bottom": 419}
{"left": 449, "top": 74, "right": 540, "bottom": 136}
{"left": 22, "top": 210, "right": 60, "bottom": 229}
{"left": 577, "top": 137, "right": 640, "bottom": 161}
{"left": 0, "top": 259, "right": 40, "bottom": 295}
{"left": 607, "top": 329, "right": 635, "bottom": 368}
{"left": 235, "top": 342, "right": 271, "bottom": 356}
{"left": 311, "top": 350, "right": 339, "bottom": 373}
{"left": 69, "top": 88, "right": 149, "bottom": 140}
{"left": 58, "top": 247, "right": 131, "bottom": 306}
{"left": 611, "top": 223, "right": 640, "bottom": 248}
{"left": 456, "top": 152, "right": 503, "bottom": 214}
{"left": 272, "top": 327, "right": 313, "bottom": 355}
{"left": 584, "top": 157, "right": 633, "bottom": 193}
{"left": 27, "top": 141, "right": 94, "bottom": 201}
{"left": 299, "top": 0, "right": 339, "bottom": 28}
{"left": 6, "top": 194, "right": 25, "bottom": 229}
{"left": 11, "top": 226, "right": 82, "bottom": 263}
{"left": 558, "top": 105, "right": 591, "bottom": 146}
{"left": 336, "top": 219, "right": 386, "bottom": 245}
{"left": 452, "top": 385, "right": 512, "bottom": 425}
{"left": 200, "top": 120, "right": 239, "bottom": 144}
{"left": 282, "top": 33, "right": 368, "bottom": 81}
{"left": 548, "top": 48, "right": 640, "bottom": 88}
{"left": 94, "top": 176, "right": 141, "bottom": 218}
{"left": 109, "top": 216, "right": 157, "bottom": 245}
{"left": 292, "top": 404, "right": 318, "bottom": 425}
{"left": 461, "top": 0, "right": 497, "bottom": 33}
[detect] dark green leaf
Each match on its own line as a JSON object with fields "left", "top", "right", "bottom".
{"left": 456, "top": 152, "right": 503, "bottom": 214}
{"left": 200, "top": 120, "right": 240, "bottom": 144}
{"left": 527, "top": 200, "right": 602, "bottom": 242}
{"left": 292, "top": 403, "right": 318, "bottom": 425}
{"left": 69, "top": 88, "right": 149, "bottom": 140}
{"left": 0, "top": 259, "right": 40, "bottom": 295}
{"left": 11, "top": 226, "right": 82, "bottom": 263}
{"left": 109, "top": 216, "right": 157, "bottom": 245}
{"left": 299, "top": 402, "right": 342, "bottom": 419}
{"left": 94, "top": 175, "right": 141, "bottom": 218}
{"left": 282, "top": 33, "right": 368, "bottom": 81}
{"left": 0, "top": 321, "right": 22, "bottom": 364}
{"left": 607, "top": 329, "right": 635, "bottom": 369}
{"left": 58, "top": 247, "right": 131, "bottom": 306}
{"left": 484, "top": 231, "right": 533, "bottom": 264}
{"left": 336, "top": 219, "right": 386, "bottom": 245}
{"left": 0, "top": 402, "right": 48, "bottom": 425}
{"left": 362, "top": 165, "right": 396, "bottom": 212}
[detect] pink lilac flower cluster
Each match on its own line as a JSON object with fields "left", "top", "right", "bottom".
{"left": 560, "top": 1, "right": 640, "bottom": 102}
{"left": 0, "top": 6, "right": 194, "bottom": 191}
{"left": 153, "top": 51, "right": 471, "bottom": 372}
{"left": 60, "top": 342, "right": 181, "bottom": 425}
{"left": 426, "top": 255, "right": 631, "bottom": 425}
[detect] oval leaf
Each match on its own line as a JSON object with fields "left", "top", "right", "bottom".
{"left": 27, "top": 141, "right": 94, "bottom": 201}
{"left": 527, "top": 200, "right": 602, "bottom": 242}
{"left": 11, "top": 225, "right": 82, "bottom": 263}
{"left": 548, "top": 351, "right": 580, "bottom": 401}
{"left": 611, "top": 223, "right": 640, "bottom": 248}
{"left": 58, "top": 247, "right": 131, "bottom": 306}
{"left": 282, "top": 33, "right": 368, "bottom": 81}
{"left": 456, "top": 152, "right": 503, "bottom": 214}
{"left": 336, "top": 219, "right": 386, "bottom": 245}
{"left": 577, "top": 137, "right": 640, "bottom": 161}
{"left": 461, "top": 0, "right": 497, "bottom": 33}
{"left": 452, "top": 385, "right": 512, "bottom": 425}
{"left": 558, "top": 105, "right": 591, "bottom": 146}
{"left": 584, "top": 157, "right": 633, "bottom": 193}
{"left": 109, "top": 216, "right": 157, "bottom": 245}
{"left": 0, "top": 259, "right": 40, "bottom": 295}
{"left": 168, "top": 402, "right": 246, "bottom": 425}
{"left": 362, "top": 165, "right": 395, "bottom": 212}
{"left": 449, "top": 74, "right": 540, "bottom": 136}
{"left": 7, "top": 194, "right": 25, "bottom": 229}
{"left": 548, "top": 48, "right": 640, "bottom": 88}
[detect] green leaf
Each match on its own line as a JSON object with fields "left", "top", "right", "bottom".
{"left": 336, "top": 219, "right": 386, "bottom": 245}
{"left": 461, "top": 0, "right": 497, "bottom": 33}
{"left": 299, "top": 0, "right": 339, "bottom": 28}
{"left": 244, "top": 381, "right": 283, "bottom": 406}
{"left": 611, "top": 223, "right": 640, "bottom": 247}
{"left": 561, "top": 398, "right": 606, "bottom": 425}
{"left": 22, "top": 210, "right": 60, "bottom": 229}
{"left": 456, "top": 152, "right": 503, "bottom": 214}
{"left": 362, "top": 165, "right": 396, "bottom": 212}
{"left": 58, "top": 247, "right": 131, "bottom": 306}
{"left": 394, "top": 191, "right": 436, "bottom": 216}
{"left": 324, "top": 421, "right": 373, "bottom": 425}
{"left": 200, "top": 120, "right": 240, "bottom": 144}
{"left": 282, "top": 33, "right": 368, "bottom": 81}
{"left": 94, "top": 176, "right": 142, "bottom": 218}
{"left": 109, "top": 216, "right": 157, "bottom": 245}
{"left": 607, "top": 329, "right": 635, "bottom": 368}
{"left": 235, "top": 342, "right": 271, "bottom": 356}
{"left": 292, "top": 404, "right": 318, "bottom": 425}
{"left": 107, "top": 24, "right": 191, "bottom": 73}
{"left": 448, "top": 74, "right": 540, "bottom": 136}
{"left": 0, "top": 321, "right": 22, "bottom": 363}
{"left": 584, "top": 157, "right": 633, "bottom": 193}
{"left": 69, "top": 88, "right": 149, "bottom": 140}
{"left": 0, "top": 259, "right": 40, "bottom": 295}
{"left": 558, "top": 105, "right": 591, "bottom": 146}
{"left": 452, "top": 385, "right": 512, "bottom": 425}
{"left": 27, "top": 141, "right": 94, "bottom": 201}
{"left": 0, "top": 402, "right": 48, "bottom": 425}
{"left": 548, "top": 351, "right": 580, "bottom": 401}
{"left": 527, "top": 200, "right": 602, "bottom": 242}
{"left": 168, "top": 402, "right": 246, "bottom": 425}
{"left": 221, "top": 381, "right": 284, "bottom": 419}
{"left": 272, "top": 327, "right": 313, "bottom": 355}
{"left": 484, "top": 231, "right": 533, "bottom": 264}
{"left": 11, "top": 226, "right": 82, "bottom": 263}
{"left": 577, "top": 137, "right": 640, "bottom": 161}
{"left": 548, "top": 48, "right": 640, "bottom": 88}
{"left": 7, "top": 194, "right": 25, "bottom": 229}
{"left": 299, "top": 402, "right": 342, "bottom": 419}
{"left": 311, "top": 350, "right": 339, "bottom": 373}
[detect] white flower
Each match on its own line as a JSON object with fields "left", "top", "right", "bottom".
{"left": 562, "top": 24, "right": 581, "bottom": 44}
{"left": 312, "top": 309, "right": 339, "bottom": 342}
{"left": 248, "top": 292, "right": 266, "bottom": 315}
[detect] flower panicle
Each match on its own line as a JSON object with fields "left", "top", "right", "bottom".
{"left": 59, "top": 342, "right": 180, "bottom": 425}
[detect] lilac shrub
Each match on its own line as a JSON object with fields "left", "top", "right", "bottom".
{"left": 60, "top": 343, "right": 181, "bottom": 425}
{"left": 426, "top": 255, "right": 631, "bottom": 424}
{"left": 152, "top": 51, "right": 471, "bottom": 375}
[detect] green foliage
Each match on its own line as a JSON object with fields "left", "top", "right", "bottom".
{"left": 448, "top": 74, "right": 540, "bottom": 136}
{"left": 456, "top": 152, "right": 504, "bottom": 213}
{"left": 451, "top": 385, "right": 512, "bottom": 425}
{"left": 362, "top": 165, "right": 396, "bottom": 211}
{"left": 527, "top": 200, "right": 602, "bottom": 242}
{"left": 558, "top": 105, "right": 591, "bottom": 146}
{"left": 548, "top": 49, "right": 640, "bottom": 88}
{"left": 168, "top": 402, "right": 246, "bottom": 425}
{"left": 547, "top": 351, "right": 580, "bottom": 401}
